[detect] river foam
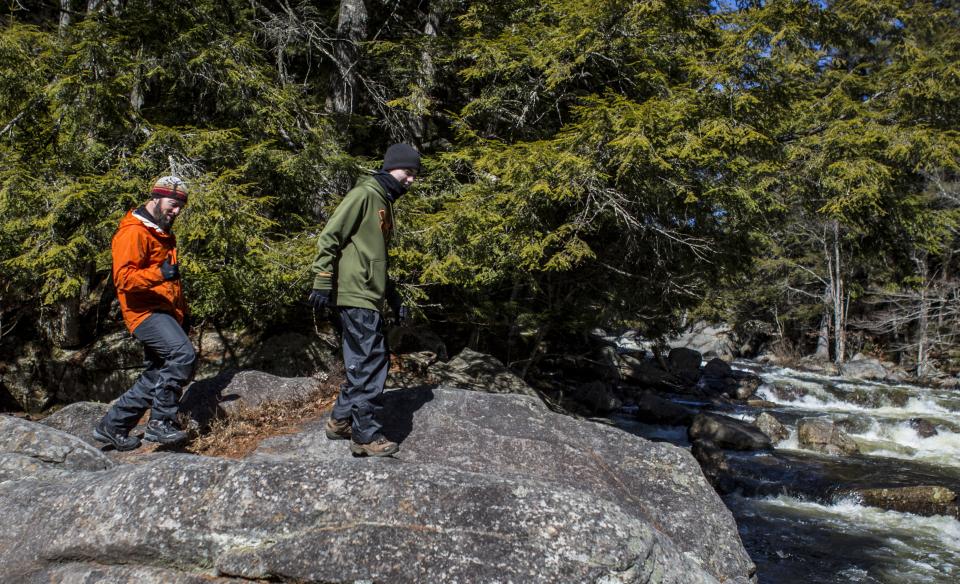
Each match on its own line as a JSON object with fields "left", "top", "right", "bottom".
{"left": 743, "top": 494, "right": 960, "bottom": 583}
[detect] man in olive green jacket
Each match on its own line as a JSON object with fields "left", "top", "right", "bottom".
{"left": 309, "top": 143, "right": 420, "bottom": 457}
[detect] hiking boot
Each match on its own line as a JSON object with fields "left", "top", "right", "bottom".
{"left": 93, "top": 422, "right": 141, "bottom": 452}
{"left": 143, "top": 419, "right": 188, "bottom": 445}
{"left": 325, "top": 417, "right": 352, "bottom": 440}
{"left": 350, "top": 434, "right": 399, "bottom": 457}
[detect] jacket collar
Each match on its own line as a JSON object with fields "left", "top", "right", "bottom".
{"left": 132, "top": 206, "right": 169, "bottom": 235}
{"left": 372, "top": 171, "right": 405, "bottom": 202}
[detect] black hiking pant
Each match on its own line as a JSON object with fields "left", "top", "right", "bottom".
{"left": 102, "top": 312, "right": 196, "bottom": 432}
{"left": 331, "top": 307, "right": 389, "bottom": 443}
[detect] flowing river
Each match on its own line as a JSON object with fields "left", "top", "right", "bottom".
{"left": 613, "top": 363, "right": 960, "bottom": 583}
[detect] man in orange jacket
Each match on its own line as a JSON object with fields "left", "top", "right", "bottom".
{"left": 93, "top": 176, "right": 195, "bottom": 451}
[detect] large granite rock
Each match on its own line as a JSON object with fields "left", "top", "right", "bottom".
{"left": 0, "top": 385, "right": 756, "bottom": 584}
{"left": 253, "top": 387, "right": 755, "bottom": 583}
{"left": 0, "top": 414, "right": 114, "bottom": 482}
{"left": 428, "top": 348, "right": 539, "bottom": 397}
{"left": 38, "top": 401, "right": 113, "bottom": 447}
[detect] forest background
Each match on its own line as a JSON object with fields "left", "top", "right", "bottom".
{"left": 1, "top": 0, "right": 958, "bottom": 385}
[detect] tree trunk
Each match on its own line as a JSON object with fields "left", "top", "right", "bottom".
{"left": 813, "top": 282, "right": 831, "bottom": 360}
{"left": 914, "top": 252, "right": 932, "bottom": 377}
{"left": 86, "top": 0, "right": 120, "bottom": 14}
{"left": 410, "top": 4, "right": 440, "bottom": 146}
{"left": 828, "top": 220, "right": 846, "bottom": 364}
{"left": 59, "top": 295, "right": 82, "bottom": 348}
{"left": 328, "top": 0, "right": 367, "bottom": 129}
{"left": 59, "top": 0, "right": 72, "bottom": 36}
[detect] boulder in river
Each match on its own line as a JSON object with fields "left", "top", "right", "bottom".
{"left": 701, "top": 358, "right": 737, "bottom": 396}
{"left": 703, "top": 363, "right": 763, "bottom": 401}
{"left": 729, "top": 371, "right": 763, "bottom": 400}
{"left": 766, "top": 381, "right": 808, "bottom": 402}
{"left": 753, "top": 412, "right": 790, "bottom": 444}
{"left": 845, "top": 485, "right": 959, "bottom": 519}
{"left": 0, "top": 383, "right": 757, "bottom": 584}
{"left": 689, "top": 412, "right": 773, "bottom": 451}
{"left": 797, "top": 417, "right": 860, "bottom": 455}
{"left": 838, "top": 354, "right": 889, "bottom": 381}
{"left": 619, "top": 353, "right": 684, "bottom": 391}
{"left": 570, "top": 379, "right": 622, "bottom": 414}
{"left": 669, "top": 347, "right": 703, "bottom": 386}
{"left": 633, "top": 390, "right": 695, "bottom": 425}
{"left": 909, "top": 418, "right": 939, "bottom": 438}
{"left": 667, "top": 322, "right": 737, "bottom": 360}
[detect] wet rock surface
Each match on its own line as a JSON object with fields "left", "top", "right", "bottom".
{"left": 908, "top": 417, "right": 939, "bottom": 438}
{"left": 689, "top": 413, "right": 773, "bottom": 451}
{"left": 633, "top": 390, "right": 695, "bottom": 425}
{"left": 668, "top": 347, "right": 703, "bottom": 386}
{"left": 797, "top": 417, "right": 860, "bottom": 456}
{"left": 753, "top": 412, "right": 789, "bottom": 444}
{"left": 0, "top": 383, "right": 756, "bottom": 584}
{"left": 845, "top": 485, "right": 959, "bottom": 519}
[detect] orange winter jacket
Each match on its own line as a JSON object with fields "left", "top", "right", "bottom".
{"left": 111, "top": 209, "right": 187, "bottom": 333}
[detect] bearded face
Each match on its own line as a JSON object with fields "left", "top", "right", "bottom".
{"left": 154, "top": 197, "right": 184, "bottom": 231}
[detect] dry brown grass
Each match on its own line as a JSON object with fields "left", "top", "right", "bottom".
{"left": 186, "top": 367, "right": 344, "bottom": 459}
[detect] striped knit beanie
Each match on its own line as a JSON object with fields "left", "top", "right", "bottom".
{"left": 151, "top": 176, "right": 188, "bottom": 203}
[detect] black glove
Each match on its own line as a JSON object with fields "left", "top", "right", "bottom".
{"left": 386, "top": 283, "right": 406, "bottom": 322}
{"left": 308, "top": 289, "right": 331, "bottom": 311}
{"left": 160, "top": 257, "right": 180, "bottom": 281}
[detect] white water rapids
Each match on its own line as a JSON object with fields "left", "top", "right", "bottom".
{"left": 616, "top": 363, "right": 960, "bottom": 583}
{"left": 756, "top": 367, "right": 960, "bottom": 469}
{"left": 741, "top": 365, "right": 960, "bottom": 583}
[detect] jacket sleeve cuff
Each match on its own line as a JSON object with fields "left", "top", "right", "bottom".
{"left": 312, "top": 274, "right": 333, "bottom": 290}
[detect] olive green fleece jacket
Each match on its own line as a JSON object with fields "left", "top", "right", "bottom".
{"left": 311, "top": 174, "right": 394, "bottom": 310}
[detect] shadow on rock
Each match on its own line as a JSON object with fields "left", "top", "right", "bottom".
{"left": 178, "top": 370, "right": 240, "bottom": 432}
{"left": 381, "top": 385, "right": 435, "bottom": 444}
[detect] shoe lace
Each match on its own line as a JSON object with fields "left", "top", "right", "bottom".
{"left": 153, "top": 419, "right": 180, "bottom": 432}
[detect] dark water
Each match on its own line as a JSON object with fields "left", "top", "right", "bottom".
{"left": 612, "top": 364, "right": 960, "bottom": 584}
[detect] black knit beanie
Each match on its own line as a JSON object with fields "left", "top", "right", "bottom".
{"left": 381, "top": 143, "right": 421, "bottom": 173}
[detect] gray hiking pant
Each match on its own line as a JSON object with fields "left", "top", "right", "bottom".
{"left": 102, "top": 312, "right": 196, "bottom": 431}
{"left": 331, "top": 307, "right": 389, "bottom": 443}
